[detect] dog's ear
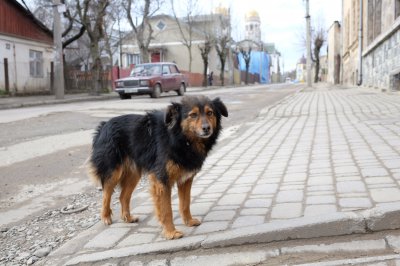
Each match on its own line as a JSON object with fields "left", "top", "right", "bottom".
{"left": 165, "top": 102, "right": 181, "bottom": 126}
{"left": 212, "top": 97, "right": 228, "bottom": 117}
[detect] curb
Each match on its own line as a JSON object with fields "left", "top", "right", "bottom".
{"left": 61, "top": 204, "right": 400, "bottom": 265}
{"left": 0, "top": 84, "right": 302, "bottom": 110}
{"left": 0, "top": 94, "right": 119, "bottom": 110}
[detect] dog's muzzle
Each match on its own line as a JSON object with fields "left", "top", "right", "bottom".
{"left": 198, "top": 122, "right": 212, "bottom": 138}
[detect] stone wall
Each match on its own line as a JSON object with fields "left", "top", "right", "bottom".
{"left": 363, "top": 27, "right": 400, "bottom": 91}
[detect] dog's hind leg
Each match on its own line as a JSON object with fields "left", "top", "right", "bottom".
{"left": 149, "top": 174, "right": 183, "bottom": 240}
{"left": 119, "top": 163, "right": 141, "bottom": 223}
{"left": 101, "top": 167, "right": 122, "bottom": 225}
{"left": 178, "top": 178, "right": 201, "bottom": 227}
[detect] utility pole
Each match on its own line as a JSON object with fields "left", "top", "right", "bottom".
{"left": 53, "top": 0, "right": 65, "bottom": 99}
{"left": 305, "top": 0, "right": 312, "bottom": 87}
{"left": 227, "top": 8, "right": 234, "bottom": 86}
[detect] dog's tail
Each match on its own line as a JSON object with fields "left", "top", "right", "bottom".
{"left": 92, "top": 121, "right": 107, "bottom": 147}
{"left": 86, "top": 158, "right": 101, "bottom": 188}
{"left": 87, "top": 121, "right": 107, "bottom": 188}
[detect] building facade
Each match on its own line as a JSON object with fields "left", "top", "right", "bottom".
{"left": 342, "top": 0, "right": 363, "bottom": 86}
{"left": 362, "top": 0, "right": 400, "bottom": 91}
{"left": 119, "top": 10, "right": 233, "bottom": 86}
{"left": 327, "top": 21, "right": 341, "bottom": 84}
{"left": 296, "top": 55, "right": 307, "bottom": 82}
{"left": 0, "top": 0, "right": 54, "bottom": 95}
{"left": 120, "top": 15, "right": 206, "bottom": 74}
{"left": 239, "top": 10, "right": 281, "bottom": 83}
{"left": 342, "top": 0, "right": 400, "bottom": 91}
{"left": 245, "top": 10, "right": 261, "bottom": 43}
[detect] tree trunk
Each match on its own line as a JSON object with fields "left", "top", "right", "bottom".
{"left": 90, "top": 42, "right": 102, "bottom": 95}
{"left": 245, "top": 66, "right": 249, "bottom": 85}
{"left": 220, "top": 59, "right": 225, "bottom": 86}
{"left": 314, "top": 58, "right": 320, "bottom": 83}
{"left": 188, "top": 48, "right": 192, "bottom": 74}
{"left": 199, "top": 42, "right": 211, "bottom": 87}
{"left": 202, "top": 61, "right": 208, "bottom": 87}
{"left": 140, "top": 46, "right": 150, "bottom": 63}
{"left": 314, "top": 57, "right": 320, "bottom": 83}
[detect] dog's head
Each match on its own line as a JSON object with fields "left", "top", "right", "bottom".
{"left": 165, "top": 96, "right": 228, "bottom": 140}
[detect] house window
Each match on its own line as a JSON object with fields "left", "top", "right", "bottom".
{"left": 126, "top": 53, "right": 140, "bottom": 67}
{"left": 368, "top": 0, "right": 374, "bottom": 43}
{"left": 367, "top": 0, "right": 382, "bottom": 44}
{"left": 29, "top": 50, "right": 43, "bottom": 78}
{"left": 396, "top": 0, "right": 400, "bottom": 18}
{"left": 374, "top": 0, "right": 382, "bottom": 36}
{"left": 156, "top": 20, "right": 166, "bottom": 31}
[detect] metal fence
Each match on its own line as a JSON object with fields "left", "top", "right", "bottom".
{"left": 65, "top": 68, "right": 112, "bottom": 93}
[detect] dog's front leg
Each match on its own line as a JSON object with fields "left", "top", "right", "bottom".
{"left": 178, "top": 177, "right": 201, "bottom": 227}
{"left": 149, "top": 174, "right": 183, "bottom": 240}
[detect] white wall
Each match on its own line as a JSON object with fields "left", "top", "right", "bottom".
{"left": 0, "top": 35, "right": 54, "bottom": 94}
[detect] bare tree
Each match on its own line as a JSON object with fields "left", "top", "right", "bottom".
{"left": 30, "top": 0, "right": 52, "bottom": 27}
{"left": 31, "top": 0, "right": 87, "bottom": 49}
{"left": 198, "top": 37, "right": 213, "bottom": 87}
{"left": 214, "top": 12, "right": 231, "bottom": 86}
{"left": 124, "top": 0, "right": 162, "bottom": 63}
{"left": 103, "top": 0, "right": 124, "bottom": 68}
{"left": 32, "top": 0, "right": 90, "bottom": 93}
{"left": 312, "top": 28, "right": 326, "bottom": 83}
{"left": 170, "top": 0, "right": 200, "bottom": 73}
{"left": 61, "top": 0, "right": 87, "bottom": 49}
{"left": 296, "top": 15, "right": 326, "bottom": 83}
{"left": 239, "top": 46, "right": 252, "bottom": 85}
{"left": 78, "top": 0, "right": 110, "bottom": 95}
{"left": 215, "top": 36, "right": 230, "bottom": 86}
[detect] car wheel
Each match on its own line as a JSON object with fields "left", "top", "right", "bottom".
{"left": 119, "top": 93, "right": 131, "bottom": 100}
{"left": 177, "top": 83, "right": 185, "bottom": 96}
{"left": 151, "top": 84, "right": 161, "bottom": 98}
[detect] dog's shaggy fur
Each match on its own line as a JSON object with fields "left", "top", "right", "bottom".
{"left": 88, "top": 96, "right": 228, "bottom": 239}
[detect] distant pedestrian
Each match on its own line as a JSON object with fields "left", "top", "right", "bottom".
{"left": 208, "top": 71, "right": 213, "bottom": 86}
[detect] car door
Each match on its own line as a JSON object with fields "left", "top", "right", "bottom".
{"left": 169, "top": 64, "right": 181, "bottom": 90}
{"left": 161, "top": 64, "right": 173, "bottom": 90}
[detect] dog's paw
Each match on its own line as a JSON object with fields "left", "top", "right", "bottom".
{"left": 186, "top": 218, "right": 201, "bottom": 227}
{"left": 102, "top": 216, "right": 112, "bottom": 225}
{"left": 122, "top": 214, "right": 139, "bottom": 223}
{"left": 163, "top": 230, "right": 184, "bottom": 240}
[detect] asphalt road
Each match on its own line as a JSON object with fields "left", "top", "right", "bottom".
{"left": 0, "top": 83, "right": 301, "bottom": 227}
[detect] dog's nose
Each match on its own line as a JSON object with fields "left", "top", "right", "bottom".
{"left": 202, "top": 124, "right": 211, "bottom": 134}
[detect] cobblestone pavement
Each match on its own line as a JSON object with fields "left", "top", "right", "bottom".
{"left": 45, "top": 85, "right": 400, "bottom": 265}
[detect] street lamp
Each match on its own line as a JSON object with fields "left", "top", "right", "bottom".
{"left": 53, "top": 0, "right": 65, "bottom": 99}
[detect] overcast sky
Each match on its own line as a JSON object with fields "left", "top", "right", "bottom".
{"left": 204, "top": 0, "right": 342, "bottom": 71}
{"left": 24, "top": 0, "right": 342, "bottom": 71}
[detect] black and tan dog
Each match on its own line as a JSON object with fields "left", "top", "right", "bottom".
{"left": 88, "top": 96, "right": 228, "bottom": 239}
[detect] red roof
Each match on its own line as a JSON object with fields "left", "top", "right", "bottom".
{"left": 0, "top": 0, "right": 53, "bottom": 44}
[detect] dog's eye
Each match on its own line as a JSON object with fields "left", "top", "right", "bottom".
{"left": 189, "top": 113, "right": 198, "bottom": 119}
{"left": 206, "top": 110, "right": 214, "bottom": 116}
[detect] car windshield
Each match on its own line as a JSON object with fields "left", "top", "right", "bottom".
{"left": 130, "top": 65, "right": 161, "bottom": 77}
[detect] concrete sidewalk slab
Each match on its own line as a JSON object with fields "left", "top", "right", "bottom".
{"left": 43, "top": 85, "right": 400, "bottom": 265}
{"left": 57, "top": 205, "right": 400, "bottom": 265}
